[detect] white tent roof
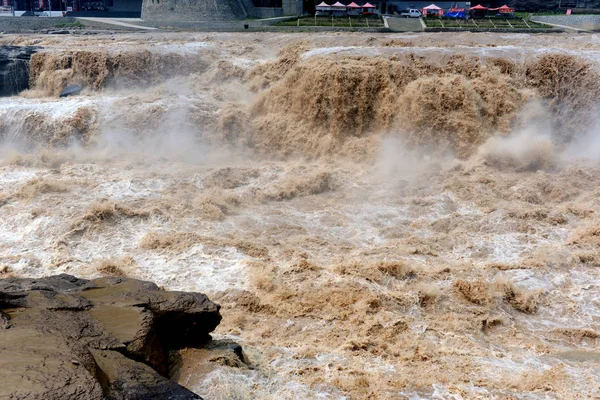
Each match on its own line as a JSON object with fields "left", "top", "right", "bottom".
{"left": 423, "top": 4, "right": 442, "bottom": 9}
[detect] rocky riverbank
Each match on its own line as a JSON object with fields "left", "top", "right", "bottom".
{"left": 0, "top": 274, "right": 238, "bottom": 399}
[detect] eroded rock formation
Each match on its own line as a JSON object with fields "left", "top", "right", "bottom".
{"left": 0, "top": 46, "right": 39, "bottom": 97}
{"left": 0, "top": 274, "right": 223, "bottom": 399}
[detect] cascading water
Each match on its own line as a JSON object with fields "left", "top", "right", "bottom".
{"left": 2, "top": 31, "right": 600, "bottom": 399}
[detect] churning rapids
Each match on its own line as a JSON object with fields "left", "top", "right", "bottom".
{"left": 2, "top": 31, "right": 600, "bottom": 399}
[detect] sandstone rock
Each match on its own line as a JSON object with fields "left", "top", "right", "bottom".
{"left": 169, "top": 339, "right": 249, "bottom": 392}
{"left": 0, "top": 274, "right": 223, "bottom": 399}
{"left": 171, "top": 339, "right": 248, "bottom": 378}
{"left": 0, "top": 310, "right": 11, "bottom": 329}
{"left": 90, "top": 349, "right": 202, "bottom": 399}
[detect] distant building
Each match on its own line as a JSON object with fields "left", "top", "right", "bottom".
{"left": 12, "top": 0, "right": 301, "bottom": 18}
{"left": 13, "top": 0, "right": 140, "bottom": 16}
{"left": 140, "top": 0, "right": 302, "bottom": 20}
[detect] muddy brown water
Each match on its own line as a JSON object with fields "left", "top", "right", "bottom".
{"left": 1, "top": 31, "right": 600, "bottom": 399}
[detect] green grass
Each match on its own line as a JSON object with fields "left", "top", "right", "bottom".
{"left": 55, "top": 20, "right": 85, "bottom": 28}
{"left": 514, "top": 12, "right": 532, "bottom": 19}
{"left": 276, "top": 16, "right": 384, "bottom": 28}
{"left": 423, "top": 17, "right": 551, "bottom": 29}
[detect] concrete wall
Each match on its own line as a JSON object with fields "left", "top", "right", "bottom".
{"left": 532, "top": 15, "right": 600, "bottom": 30}
{"left": 140, "top": 21, "right": 389, "bottom": 30}
{"left": 141, "top": 0, "right": 246, "bottom": 21}
{"left": 281, "top": 0, "right": 301, "bottom": 16}
{"left": 241, "top": 0, "right": 300, "bottom": 18}
{"left": 251, "top": 7, "right": 282, "bottom": 17}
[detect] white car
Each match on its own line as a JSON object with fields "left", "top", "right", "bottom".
{"left": 400, "top": 9, "right": 422, "bottom": 18}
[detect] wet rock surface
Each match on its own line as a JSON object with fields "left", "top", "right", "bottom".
{"left": 0, "top": 274, "right": 223, "bottom": 399}
{"left": 60, "top": 84, "right": 84, "bottom": 97}
{"left": 0, "top": 45, "right": 39, "bottom": 97}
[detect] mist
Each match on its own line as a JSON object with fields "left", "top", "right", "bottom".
{"left": 2, "top": 31, "right": 600, "bottom": 400}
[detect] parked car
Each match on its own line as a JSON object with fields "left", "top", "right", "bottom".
{"left": 400, "top": 8, "right": 422, "bottom": 18}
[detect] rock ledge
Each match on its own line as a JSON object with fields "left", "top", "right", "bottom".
{"left": 0, "top": 274, "right": 223, "bottom": 400}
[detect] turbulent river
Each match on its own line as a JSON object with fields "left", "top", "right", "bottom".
{"left": 1, "top": 31, "right": 600, "bottom": 399}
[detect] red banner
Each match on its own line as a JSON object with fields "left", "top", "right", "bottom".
{"left": 2, "top": 0, "right": 8, "bottom": 7}
{"left": 38, "top": 0, "right": 43, "bottom": 8}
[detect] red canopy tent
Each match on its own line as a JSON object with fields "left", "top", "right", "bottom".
{"left": 331, "top": 1, "right": 346, "bottom": 11}
{"left": 491, "top": 4, "right": 515, "bottom": 13}
{"left": 330, "top": 1, "right": 346, "bottom": 15}
{"left": 422, "top": 4, "right": 444, "bottom": 17}
{"left": 469, "top": 4, "right": 488, "bottom": 17}
{"left": 315, "top": 1, "right": 332, "bottom": 11}
{"left": 347, "top": 1, "right": 362, "bottom": 15}
{"left": 361, "top": 2, "right": 376, "bottom": 14}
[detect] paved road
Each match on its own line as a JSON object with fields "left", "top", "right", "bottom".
{"left": 386, "top": 16, "right": 423, "bottom": 32}
{"left": 76, "top": 17, "right": 158, "bottom": 30}
{"left": 530, "top": 19, "right": 585, "bottom": 32}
